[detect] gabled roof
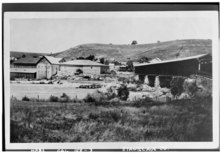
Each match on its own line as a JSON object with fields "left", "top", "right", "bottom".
{"left": 61, "top": 60, "right": 107, "bottom": 66}
{"left": 135, "top": 54, "right": 208, "bottom": 67}
{"left": 13, "top": 57, "right": 41, "bottom": 65}
{"left": 43, "top": 56, "right": 62, "bottom": 64}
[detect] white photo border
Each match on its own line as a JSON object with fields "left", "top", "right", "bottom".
{"left": 3, "top": 10, "right": 219, "bottom": 151}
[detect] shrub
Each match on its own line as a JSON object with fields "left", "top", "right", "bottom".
{"left": 131, "top": 96, "right": 155, "bottom": 107}
{"left": 106, "top": 87, "right": 117, "bottom": 100}
{"left": 22, "top": 96, "right": 30, "bottom": 101}
{"left": 159, "top": 76, "right": 172, "bottom": 88}
{"left": 183, "top": 79, "right": 198, "bottom": 97}
{"left": 100, "top": 110, "right": 121, "bottom": 122}
{"left": 49, "top": 95, "right": 59, "bottom": 102}
{"left": 117, "top": 84, "right": 129, "bottom": 101}
{"left": 84, "top": 91, "right": 107, "bottom": 104}
{"left": 60, "top": 93, "right": 70, "bottom": 102}
{"left": 84, "top": 94, "right": 96, "bottom": 103}
{"left": 76, "top": 69, "right": 83, "bottom": 75}
{"left": 88, "top": 112, "right": 99, "bottom": 120}
{"left": 170, "top": 77, "right": 185, "bottom": 98}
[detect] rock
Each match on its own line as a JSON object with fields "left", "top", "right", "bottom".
{"left": 158, "top": 95, "right": 168, "bottom": 102}
{"left": 109, "top": 97, "right": 120, "bottom": 103}
{"left": 153, "top": 90, "right": 163, "bottom": 96}
{"left": 160, "top": 87, "right": 170, "bottom": 94}
{"left": 165, "top": 92, "right": 173, "bottom": 99}
{"left": 178, "top": 92, "right": 190, "bottom": 100}
{"left": 142, "top": 84, "right": 154, "bottom": 91}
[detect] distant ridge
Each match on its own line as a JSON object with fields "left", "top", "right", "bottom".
{"left": 53, "top": 39, "right": 212, "bottom": 61}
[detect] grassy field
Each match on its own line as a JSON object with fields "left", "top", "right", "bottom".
{"left": 10, "top": 96, "right": 212, "bottom": 142}
{"left": 10, "top": 83, "right": 97, "bottom": 100}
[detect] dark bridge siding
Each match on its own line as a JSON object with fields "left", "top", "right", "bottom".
{"left": 135, "top": 59, "right": 199, "bottom": 77}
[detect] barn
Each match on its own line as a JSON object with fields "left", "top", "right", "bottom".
{"left": 10, "top": 57, "right": 41, "bottom": 80}
{"left": 36, "top": 56, "right": 62, "bottom": 79}
{"left": 134, "top": 54, "right": 212, "bottom": 82}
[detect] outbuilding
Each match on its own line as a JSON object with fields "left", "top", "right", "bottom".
{"left": 36, "top": 56, "right": 62, "bottom": 79}
{"left": 10, "top": 57, "right": 41, "bottom": 80}
{"left": 60, "top": 60, "right": 109, "bottom": 75}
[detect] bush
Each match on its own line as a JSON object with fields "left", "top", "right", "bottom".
{"left": 131, "top": 96, "right": 155, "bottom": 107}
{"left": 22, "top": 96, "right": 30, "bottom": 101}
{"left": 60, "top": 93, "right": 70, "bottom": 102}
{"left": 117, "top": 84, "right": 129, "bottom": 101}
{"left": 183, "top": 79, "right": 198, "bottom": 96}
{"left": 100, "top": 110, "right": 121, "bottom": 122}
{"left": 159, "top": 76, "right": 172, "bottom": 88}
{"left": 106, "top": 87, "right": 117, "bottom": 100}
{"left": 84, "top": 94, "right": 96, "bottom": 103}
{"left": 76, "top": 69, "right": 83, "bottom": 75}
{"left": 49, "top": 95, "right": 59, "bottom": 102}
{"left": 88, "top": 112, "right": 99, "bottom": 120}
{"left": 84, "top": 91, "right": 107, "bottom": 103}
{"left": 170, "top": 77, "right": 185, "bottom": 98}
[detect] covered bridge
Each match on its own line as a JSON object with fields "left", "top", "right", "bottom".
{"left": 134, "top": 54, "right": 212, "bottom": 82}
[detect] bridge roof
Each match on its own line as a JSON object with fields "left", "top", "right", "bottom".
{"left": 134, "top": 54, "right": 208, "bottom": 67}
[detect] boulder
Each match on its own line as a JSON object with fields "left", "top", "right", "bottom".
{"left": 177, "top": 92, "right": 191, "bottom": 100}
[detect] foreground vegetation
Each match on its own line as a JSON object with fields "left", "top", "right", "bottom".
{"left": 11, "top": 95, "right": 212, "bottom": 142}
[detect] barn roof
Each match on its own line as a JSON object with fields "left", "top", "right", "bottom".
{"left": 134, "top": 54, "right": 208, "bottom": 67}
{"left": 61, "top": 60, "right": 107, "bottom": 66}
{"left": 43, "top": 56, "right": 62, "bottom": 64}
{"left": 13, "top": 57, "right": 41, "bottom": 65}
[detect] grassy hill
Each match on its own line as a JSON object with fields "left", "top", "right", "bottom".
{"left": 53, "top": 39, "right": 212, "bottom": 61}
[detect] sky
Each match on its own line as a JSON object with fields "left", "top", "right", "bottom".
{"left": 10, "top": 12, "right": 214, "bottom": 54}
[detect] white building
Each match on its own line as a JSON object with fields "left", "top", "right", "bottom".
{"left": 60, "top": 60, "right": 109, "bottom": 75}
{"left": 37, "top": 56, "right": 62, "bottom": 79}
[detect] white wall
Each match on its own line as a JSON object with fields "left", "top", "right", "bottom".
{"left": 60, "top": 65, "right": 82, "bottom": 75}
{"left": 60, "top": 65, "right": 101, "bottom": 75}
{"left": 37, "top": 58, "right": 52, "bottom": 79}
{"left": 83, "top": 66, "right": 100, "bottom": 75}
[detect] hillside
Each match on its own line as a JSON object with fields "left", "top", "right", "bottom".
{"left": 53, "top": 39, "right": 212, "bottom": 61}
{"left": 10, "top": 51, "right": 47, "bottom": 58}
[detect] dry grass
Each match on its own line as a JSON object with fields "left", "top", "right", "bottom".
{"left": 10, "top": 96, "right": 212, "bottom": 142}
{"left": 53, "top": 39, "right": 211, "bottom": 61}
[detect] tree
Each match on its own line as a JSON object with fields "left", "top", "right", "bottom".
{"left": 131, "top": 40, "right": 138, "bottom": 45}
{"left": 126, "top": 60, "right": 134, "bottom": 72}
{"left": 100, "top": 58, "right": 105, "bottom": 64}
{"left": 138, "top": 56, "right": 150, "bottom": 63}
{"left": 77, "top": 57, "right": 85, "bottom": 60}
{"left": 114, "top": 61, "right": 121, "bottom": 66}
{"left": 22, "top": 54, "right": 26, "bottom": 58}
{"left": 170, "top": 77, "right": 185, "bottom": 98}
{"left": 117, "top": 84, "right": 129, "bottom": 101}
{"left": 86, "top": 55, "right": 95, "bottom": 61}
{"left": 76, "top": 69, "right": 83, "bottom": 74}
{"left": 104, "top": 60, "right": 109, "bottom": 65}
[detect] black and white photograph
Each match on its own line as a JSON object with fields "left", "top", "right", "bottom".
{"left": 2, "top": 3, "right": 219, "bottom": 151}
